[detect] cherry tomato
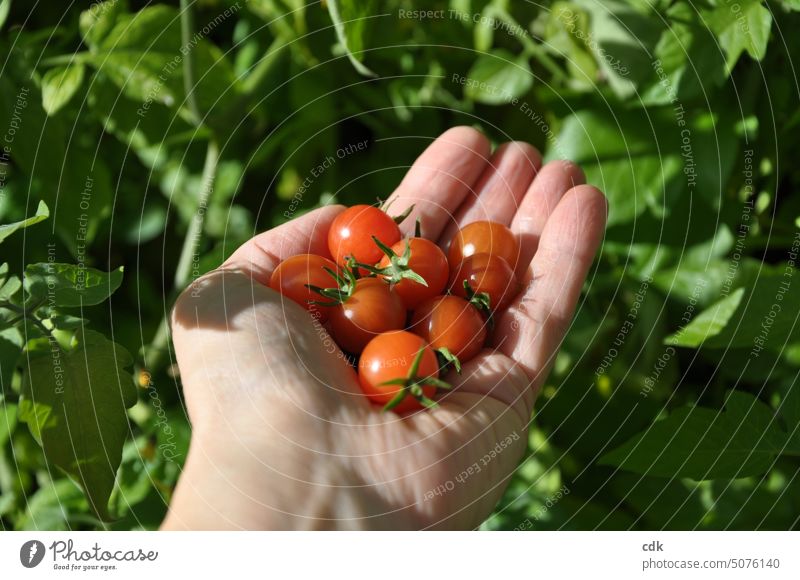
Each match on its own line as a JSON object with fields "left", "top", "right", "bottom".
{"left": 358, "top": 331, "right": 439, "bottom": 413}
{"left": 377, "top": 238, "right": 448, "bottom": 309}
{"left": 410, "top": 295, "right": 487, "bottom": 363}
{"left": 447, "top": 221, "right": 520, "bottom": 271}
{"left": 328, "top": 205, "right": 401, "bottom": 268}
{"left": 450, "top": 253, "right": 520, "bottom": 311}
{"left": 328, "top": 277, "right": 406, "bottom": 354}
{"left": 269, "top": 254, "right": 339, "bottom": 323}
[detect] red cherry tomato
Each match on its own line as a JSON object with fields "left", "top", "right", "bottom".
{"left": 328, "top": 277, "right": 406, "bottom": 354}
{"left": 269, "top": 254, "right": 338, "bottom": 323}
{"left": 328, "top": 205, "right": 401, "bottom": 268}
{"left": 451, "top": 253, "right": 520, "bottom": 311}
{"left": 377, "top": 238, "right": 448, "bottom": 309}
{"left": 358, "top": 331, "right": 439, "bottom": 413}
{"left": 410, "top": 295, "right": 487, "bottom": 363}
{"left": 448, "top": 221, "right": 520, "bottom": 271}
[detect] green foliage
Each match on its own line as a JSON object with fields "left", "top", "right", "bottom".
{"left": 0, "top": 0, "right": 798, "bottom": 530}
{"left": 0, "top": 201, "right": 48, "bottom": 243}
{"left": 600, "top": 391, "right": 797, "bottom": 479}
{"left": 19, "top": 330, "right": 136, "bottom": 521}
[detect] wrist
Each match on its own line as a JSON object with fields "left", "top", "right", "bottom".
{"left": 161, "top": 406, "right": 410, "bottom": 530}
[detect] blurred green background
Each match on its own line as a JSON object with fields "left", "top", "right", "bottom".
{"left": 1, "top": 0, "right": 799, "bottom": 530}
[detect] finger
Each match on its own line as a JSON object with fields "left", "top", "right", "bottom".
{"left": 439, "top": 351, "right": 536, "bottom": 425}
{"left": 510, "top": 160, "right": 585, "bottom": 275}
{"left": 497, "top": 184, "right": 607, "bottom": 382}
{"left": 221, "top": 205, "right": 345, "bottom": 285}
{"left": 385, "top": 126, "right": 491, "bottom": 240}
{"left": 440, "top": 141, "right": 541, "bottom": 242}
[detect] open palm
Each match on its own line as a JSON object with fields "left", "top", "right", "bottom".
{"left": 164, "top": 127, "right": 606, "bottom": 530}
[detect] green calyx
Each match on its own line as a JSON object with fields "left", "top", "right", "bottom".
{"left": 435, "top": 347, "right": 462, "bottom": 374}
{"left": 355, "top": 237, "right": 428, "bottom": 287}
{"left": 380, "top": 346, "right": 452, "bottom": 412}
{"left": 462, "top": 280, "right": 494, "bottom": 329}
{"left": 377, "top": 198, "right": 415, "bottom": 227}
{"left": 305, "top": 259, "right": 359, "bottom": 307}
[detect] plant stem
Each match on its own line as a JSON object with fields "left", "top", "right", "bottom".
{"left": 174, "top": 139, "right": 219, "bottom": 290}
{"left": 142, "top": 0, "right": 220, "bottom": 372}
{"left": 180, "top": 0, "right": 202, "bottom": 125}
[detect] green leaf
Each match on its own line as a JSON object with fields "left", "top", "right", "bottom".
{"left": 17, "top": 479, "right": 89, "bottom": 530}
{"left": 0, "top": 200, "right": 49, "bottom": 244}
{"left": 778, "top": 378, "right": 800, "bottom": 449}
{"left": 327, "top": 0, "right": 377, "bottom": 77}
{"left": 464, "top": 49, "right": 533, "bottom": 105}
{"left": 0, "top": 327, "right": 23, "bottom": 392}
{"left": 600, "top": 391, "right": 788, "bottom": 479}
{"left": 706, "top": 0, "right": 772, "bottom": 70}
{"left": 24, "top": 263, "right": 123, "bottom": 308}
{"left": 87, "top": 5, "right": 240, "bottom": 122}
{"left": 19, "top": 330, "right": 136, "bottom": 520}
{"left": 667, "top": 287, "right": 746, "bottom": 347}
{"left": 79, "top": 0, "right": 128, "bottom": 47}
{"left": 642, "top": 3, "right": 727, "bottom": 105}
{"left": 668, "top": 268, "right": 800, "bottom": 351}
{"left": 0, "top": 263, "right": 22, "bottom": 301}
{"left": 0, "top": 401, "right": 16, "bottom": 447}
{"left": 574, "top": 0, "right": 663, "bottom": 98}
{"left": 551, "top": 109, "right": 682, "bottom": 226}
{"left": 0, "top": 0, "right": 10, "bottom": 31}
{"left": 41, "top": 65, "right": 86, "bottom": 116}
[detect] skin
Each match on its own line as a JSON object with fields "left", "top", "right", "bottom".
{"left": 164, "top": 127, "right": 606, "bottom": 530}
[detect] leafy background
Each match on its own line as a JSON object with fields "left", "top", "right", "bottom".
{"left": 1, "top": 0, "right": 799, "bottom": 530}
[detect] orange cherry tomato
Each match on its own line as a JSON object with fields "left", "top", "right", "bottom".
{"left": 358, "top": 331, "right": 439, "bottom": 413}
{"left": 328, "top": 205, "right": 401, "bottom": 268}
{"left": 269, "top": 254, "right": 339, "bottom": 323}
{"left": 450, "top": 253, "right": 520, "bottom": 311}
{"left": 328, "top": 277, "right": 406, "bottom": 354}
{"left": 378, "top": 238, "right": 448, "bottom": 309}
{"left": 447, "top": 221, "right": 520, "bottom": 271}
{"left": 410, "top": 295, "right": 487, "bottom": 363}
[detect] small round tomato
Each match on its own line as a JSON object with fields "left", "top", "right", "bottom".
{"left": 377, "top": 238, "right": 448, "bottom": 309}
{"left": 451, "top": 253, "right": 520, "bottom": 311}
{"left": 328, "top": 277, "right": 406, "bottom": 354}
{"left": 358, "top": 331, "right": 439, "bottom": 413}
{"left": 328, "top": 205, "right": 401, "bottom": 268}
{"left": 269, "top": 254, "right": 339, "bottom": 323}
{"left": 410, "top": 295, "right": 487, "bottom": 363}
{"left": 447, "top": 221, "right": 520, "bottom": 271}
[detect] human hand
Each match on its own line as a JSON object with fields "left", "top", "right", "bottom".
{"left": 162, "top": 127, "right": 606, "bottom": 530}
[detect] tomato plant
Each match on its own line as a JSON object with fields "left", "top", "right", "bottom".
{"left": 3, "top": 0, "right": 797, "bottom": 534}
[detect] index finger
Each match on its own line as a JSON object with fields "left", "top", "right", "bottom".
{"left": 385, "top": 126, "right": 491, "bottom": 240}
